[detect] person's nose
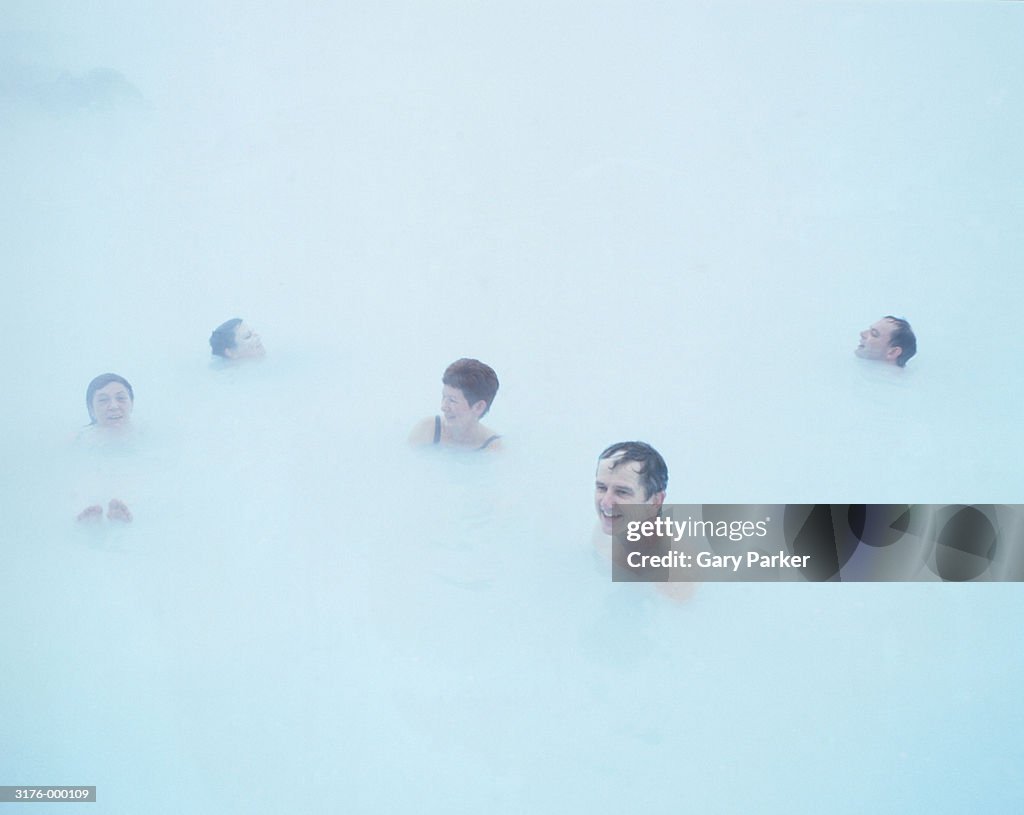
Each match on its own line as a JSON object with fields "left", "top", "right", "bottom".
{"left": 599, "top": 494, "right": 615, "bottom": 511}
{"left": 860, "top": 330, "right": 867, "bottom": 340}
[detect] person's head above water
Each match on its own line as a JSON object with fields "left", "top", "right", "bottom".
{"left": 210, "top": 318, "right": 265, "bottom": 360}
{"left": 855, "top": 316, "right": 916, "bottom": 367}
{"left": 442, "top": 358, "right": 499, "bottom": 418}
{"left": 594, "top": 441, "right": 668, "bottom": 535}
{"left": 86, "top": 373, "right": 134, "bottom": 429}
{"left": 408, "top": 358, "right": 501, "bottom": 450}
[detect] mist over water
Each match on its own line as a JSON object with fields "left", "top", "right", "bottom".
{"left": 3, "top": 3, "right": 1023, "bottom": 812}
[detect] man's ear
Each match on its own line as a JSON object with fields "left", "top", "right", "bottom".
{"left": 650, "top": 491, "right": 666, "bottom": 510}
{"left": 224, "top": 347, "right": 238, "bottom": 359}
{"left": 886, "top": 345, "right": 903, "bottom": 363}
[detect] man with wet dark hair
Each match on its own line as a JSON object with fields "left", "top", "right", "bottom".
{"left": 593, "top": 441, "right": 694, "bottom": 600}
{"left": 855, "top": 316, "right": 917, "bottom": 367}
{"left": 594, "top": 441, "right": 667, "bottom": 536}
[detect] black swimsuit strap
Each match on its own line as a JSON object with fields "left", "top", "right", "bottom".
{"left": 433, "top": 415, "right": 441, "bottom": 444}
{"left": 478, "top": 434, "right": 501, "bottom": 450}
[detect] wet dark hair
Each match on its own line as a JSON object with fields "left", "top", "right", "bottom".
{"left": 885, "top": 315, "right": 917, "bottom": 367}
{"left": 443, "top": 358, "right": 499, "bottom": 416}
{"left": 210, "top": 318, "right": 243, "bottom": 357}
{"left": 597, "top": 441, "right": 668, "bottom": 500}
{"left": 86, "top": 373, "right": 134, "bottom": 424}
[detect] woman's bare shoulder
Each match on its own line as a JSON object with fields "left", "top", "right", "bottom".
{"left": 408, "top": 416, "right": 437, "bottom": 446}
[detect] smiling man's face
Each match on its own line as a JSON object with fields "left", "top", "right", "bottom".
{"left": 594, "top": 455, "right": 663, "bottom": 535}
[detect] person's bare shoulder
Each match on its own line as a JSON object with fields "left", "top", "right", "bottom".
{"left": 408, "top": 416, "right": 437, "bottom": 446}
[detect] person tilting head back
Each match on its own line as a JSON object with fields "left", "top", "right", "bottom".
{"left": 855, "top": 316, "right": 917, "bottom": 367}
{"left": 210, "top": 318, "right": 265, "bottom": 360}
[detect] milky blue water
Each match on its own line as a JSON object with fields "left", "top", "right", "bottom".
{"left": 3, "top": 3, "right": 1023, "bottom": 812}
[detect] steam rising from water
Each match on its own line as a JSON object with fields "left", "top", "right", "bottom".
{"left": 3, "top": 3, "right": 1023, "bottom": 812}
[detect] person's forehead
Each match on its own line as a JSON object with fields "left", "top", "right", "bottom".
{"left": 596, "top": 456, "right": 643, "bottom": 484}
{"left": 96, "top": 383, "right": 129, "bottom": 397}
{"left": 872, "top": 318, "right": 895, "bottom": 336}
{"left": 442, "top": 384, "right": 467, "bottom": 400}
